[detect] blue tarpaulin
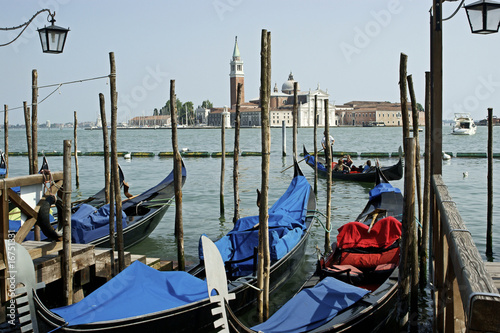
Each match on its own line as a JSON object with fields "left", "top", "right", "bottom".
{"left": 71, "top": 204, "right": 128, "bottom": 244}
{"left": 51, "top": 261, "right": 209, "bottom": 326}
{"left": 368, "top": 182, "right": 401, "bottom": 201}
{"left": 251, "top": 277, "right": 369, "bottom": 333}
{"left": 202, "top": 175, "right": 311, "bottom": 276}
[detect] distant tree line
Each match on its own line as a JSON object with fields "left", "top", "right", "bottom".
{"left": 153, "top": 99, "right": 213, "bottom": 125}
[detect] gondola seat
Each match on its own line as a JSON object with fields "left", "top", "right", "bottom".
{"left": 322, "top": 264, "right": 364, "bottom": 285}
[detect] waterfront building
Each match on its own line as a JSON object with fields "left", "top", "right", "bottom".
{"left": 195, "top": 107, "right": 210, "bottom": 125}
{"left": 336, "top": 101, "right": 425, "bottom": 127}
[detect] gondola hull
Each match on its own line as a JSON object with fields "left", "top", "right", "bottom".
{"left": 303, "top": 146, "right": 403, "bottom": 182}
{"left": 35, "top": 163, "right": 316, "bottom": 333}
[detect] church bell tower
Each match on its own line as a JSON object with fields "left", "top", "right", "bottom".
{"left": 230, "top": 36, "right": 244, "bottom": 108}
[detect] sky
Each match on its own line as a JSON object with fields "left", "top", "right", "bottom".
{"left": 2, "top": 0, "right": 500, "bottom": 125}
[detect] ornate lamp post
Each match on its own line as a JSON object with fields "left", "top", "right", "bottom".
{"left": 464, "top": 0, "right": 500, "bottom": 34}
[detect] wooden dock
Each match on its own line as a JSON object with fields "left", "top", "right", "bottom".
{"left": 1, "top": 240, "right": 174, "bottom": 304}
{"left": 485, "top": 262, "right": 500, "bottom": 293}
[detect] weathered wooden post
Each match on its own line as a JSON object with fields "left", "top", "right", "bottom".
{"left": 233, "top": 83, "right": 242, "bottom": 224}
{"left": 220, "top": 112, "right": 225, "bottom": 216}
{"left": 486, "top": 107, "right": 493, "bottom": 257}
{"left": 421, "top": 71, "right": 431, "bottom": 286}
{"left": 257, "top": 29, "right": 271, "bottom": 322}
{"left": 314, "top": 95, "right": 318, "bottom": 196}
{"left": 171, "top": 79, "right": 185, "bottom": 271}
{"left": 74, "top": 111, "right": 79, "bottom": 188}
{"left": 62, "top": 140, "right": 73, "bottom": 305}
{"left": 109, "top": 52, "right": 124, "bottom": 272}
{"left": 398, "top": 137, "right": 417, "bottom": 330}
{"left": 23, "top": 102, "right": 33, "bottom": 175}
{"left": 31, "top": 69, "right": 38, "bottom": 174}
{"left": 99, "top": 93, "right": 110, "bottom": 204}
{"left": 293, "top": 82, "right": 298, "bottom": 160}
{"left": 324, "top": 99, "right": 332, "bottom": 254}
{"left": 399, "top": 54, "right": 410, "bottom": 142}
{"left": 281, "top": 120, "right": 286, "bottom": 157}
{"left": 3, "top": 105, "right": 8, "bottom": 178}
{"left": 408, "top": 75, "right": 422, "bottom": 276}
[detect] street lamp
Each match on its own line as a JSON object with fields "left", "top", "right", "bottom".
{"left": 0, "top": 9, "right": 69, "bottom": 53}
{"left": 464, "top": 0, "right": 500, "bottom": 34}
{"left": 37, "top": 12, "right": 70, "bottom": 53}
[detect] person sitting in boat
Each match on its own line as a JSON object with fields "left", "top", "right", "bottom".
{"left": 342, "top": 155, "right": 353, "bottom": 173}
{"left": 321, "top": 131, "right": 335, "bottom": 158}
{"left": 333, "top": 158, "right": 344, "bottom": 172}
{"left": 362, "top": 160, "right": 372, "bottom": 173}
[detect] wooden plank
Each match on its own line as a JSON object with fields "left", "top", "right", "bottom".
{"left": 159, "top": 260, "right": 174, "bottom": 271}
{"left": 433, "top": 175, "right": 500, "bottom": 332}
{"left": 0, "top": 172, "right": 63, "bottom": 196}
{"left": 145, "top": 257, "right": 161, "bottom": 270}
{"left": 130, "top": 254, "right": 146, "bottom": 264}
{"left": 484, "top": 262, "right": 500, "bottom": 293}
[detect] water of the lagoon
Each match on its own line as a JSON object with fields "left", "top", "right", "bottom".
{"left": 2, "top": 126, "right": 499, "bottom": 331}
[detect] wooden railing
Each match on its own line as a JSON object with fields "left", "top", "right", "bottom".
{"left": 0, "top": 171, "right": 63, "bottom": 302}
{"left": 432, "top": 174, "right": 500, "bottom": 332}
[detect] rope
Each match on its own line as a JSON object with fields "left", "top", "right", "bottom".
{"left": 1, "top": 75, "right": 109, "bottom": 113}
{"left": 307, "top": 214, "right": 332, "bottom": 233}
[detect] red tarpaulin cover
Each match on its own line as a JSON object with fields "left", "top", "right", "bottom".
{"left": 337, "top": 216, "right": 402, "bottom": 250}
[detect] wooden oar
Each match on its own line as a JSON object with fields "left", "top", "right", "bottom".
{"left": 367, "top": 208, "right": 386, "bottom": 233}
{"left": 280, "top": 148, "right": 324, "bottom": 173}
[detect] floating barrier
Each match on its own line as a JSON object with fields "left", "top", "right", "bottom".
{"left": 43, "top": 152, "right": 63, "bottom": 156}
{"left": 455, "top": 152, "right": 487, "bottom": 158}
{"left": 131, "top": 152, "right": 155, "bottom": 157}
{"left": 82, "top": 152, "right": 105, "bottom": 156}
{"left": 332, "top": 151, "right": 358, "bottom": 158}
{"left": 211, "top": 152, "right": 235, "bottom": 157}
{"left": 360, "top": 152, "right": 390, "bottom": 158}
{"left": 241, "top": 151, "right": 262, "bottom": 156}
{"left": 181, "top": 151, "right": 210, "bottom": 157}
{"left": 158, "top": 152, "right": 174, "bottom": 157}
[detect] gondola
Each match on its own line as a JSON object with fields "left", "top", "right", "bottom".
{"left": 0, "top": 151, "right": 6, "bottom": 179}
{"left": 33, "top": 160, "right": 316, "bottom": 332}
{"left": 225, "top": 166, "right": 404, "bottom": 333}
{"left": 11, "top": 159, "right": 186, "bottom": 250}
{"left": 303, "top": 145, "right": 403, "bottom": 182}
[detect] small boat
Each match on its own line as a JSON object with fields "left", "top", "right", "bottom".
{"left": 303, "top": 146, "right": 403, "bottom": 182}
{"left": 226, "top": 166, "right": 404, "bottom": 333}
{"left": 451, "top": 113, "right": 476, "bottom": 135}
{"left": 34, "top": 160, "right": 316, "bottom": 332}
{"left": 11, "top": 159, "right": 186, "bottom": 249}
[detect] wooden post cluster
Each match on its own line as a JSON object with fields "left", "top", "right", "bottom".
{"left": 74, "top": 111, "right": 79, "bottom": 188}
{"left": 109, "top": 52, "right": 124, "bottom": 272}
{"left": 257, "top": 28, "right": 271, "bottom": 322}
{"left": 171, "top": 79, "right": 185, "bottom": 271}
{"left": 324, "top": 99, "right": 332, "bottom": 254}
{"left": 31, "top": 70, "right": 38, "bottom": 174}
{"left": 99, "top": 93, "right": 110, "bottom": 204}
{"left": 399, "top": 53, "right": 410, "bottom": 142}
{"left": 62, "top": 140, "right": 73, "bottom": 305}
{"left": 233, "top": 83, "right": 242, "bottom": 224}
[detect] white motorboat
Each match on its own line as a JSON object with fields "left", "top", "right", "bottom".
{"left": 451, "top": 113, "right": 477, "bottom": 135}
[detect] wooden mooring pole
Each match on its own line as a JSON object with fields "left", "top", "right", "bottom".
{"left": 486, "top": 107, "right": 493, "bottom": 257}
{"left": 99, "top": 93, "right": 110, "bottom": 204}
{"left": 324, "top": 99, "right": 332, "bottom": 254}
{"left": 257, "top": 29, "right": 271, "bottom": 322}
{"left": 220, "top": 112, "right": 225, "bottom": 216}
{"left": 281, "top": 120, "right": 286, "bottom": 157}
{"left": 171, "top": 79, "right": 185, "bottom": 271}
{"left": 74, "top": 111, "right": 79, "bottom": 188}
{"left": 62, "top": 140, "right": 73, "bottom": 305}
{"left": 3, "top": 105, "right": 8, "bottom": 178}
{"left": 399, "top": 53, "right": 410, "bottom": 143}
{"left": 31, "top": 69, "right": 38, "bottom": 174}
{"left": 421, "top": 71, "right": 431, "bottom": 286}
{"left": 293, "top": 82, "right": 298, "bottom": 160}
{"left": 398, "top": 137, "right": 417, "bottom": 330}
{"left": 23, "top": 102, "right": 33, "bottom": 175}
{"left": 313, "top": 95, "right": 318, "bottom": 197}
{"left": 109, "top": 52, "right": 124, "bottom": 272}
{"left": 233, "top": 83, "right": 242, "bottom": 224}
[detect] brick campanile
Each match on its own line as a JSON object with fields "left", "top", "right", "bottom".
{"left": 230, "top": 36, "right": 244, "bottom": 108}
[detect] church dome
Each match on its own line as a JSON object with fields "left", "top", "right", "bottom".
{"left": 281, "top": 72, "right": 299, "bottom": 94}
